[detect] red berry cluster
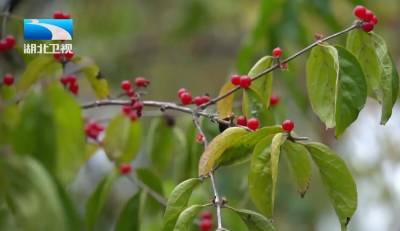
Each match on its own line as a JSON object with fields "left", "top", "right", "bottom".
{"left": 53, "top": 50, "right": 74, "bottom": 60}
{"left": 199, "top": 211, "right": 213, "bottom": 231}
{"left": 282, "top": 120, "right": 294, "bottom": 132}
{"left": 53, "top": 11, "right": 70, "bottom": 19}
{"left": 353, "top": 5, "right": 378, "bottom": 33}
{"left": 231, "top": 75, "right": 252, "bottom": 89}
{"left": 119, "top": 163, "right": 132, "bottom": 174}
{"left": 177, "top": 88, "right": 209, "bottom": 105}
{"left": 0, "top": 35, "right": 16, "bottom": 52}
{"left": 194, "top": 95, "right": 210, "bottom": 106}
{"left": 2, "top": 73, "right": 14, "bottom": 86}
{"left": 60, "top": 75, "right": 79, "bottom": 95}
{"left": 236, "top": 116, "right": 259, "bottom": 131}
{"left": 85, "top": 121, "right": 104, "bottom": 140}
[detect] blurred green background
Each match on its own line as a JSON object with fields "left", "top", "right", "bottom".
{"left": 4, "top": 0, "right": 400, "bottom": 230}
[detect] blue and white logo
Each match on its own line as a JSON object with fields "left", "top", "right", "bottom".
{"left": 24, "top": 19, "right": 73, "bottom": 40}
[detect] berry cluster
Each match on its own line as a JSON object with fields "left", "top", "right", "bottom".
{"left": 85, "top": 121, "right": 104, "bottom": 141}
{"left": 53, "top": 50, "right": 74, "bottom": 60}
{"left": 236, "top": 116, "right": 259, "bottom": 131}
{"left": 0, "top": 35, "right": 16, "bottom": 52}
{"left": 231, "top": 75, "right": 252, "bottom": 89}
{"left": 199, "top": 211, "right": 213, "bottom": 231}
{"left": 2, "top": 73, "right": 14, "bottom": 86}
{"left": 177, "top": 88, "right": 210, "bottom": 106}
{"left": 353, "top": 5, "right": 379, "bottom": 33}
{"left": 119, "top": 164, "right": 132, "bottom": 174}
{"left": 60, "top": 75, "right": 79, "bottom": 95}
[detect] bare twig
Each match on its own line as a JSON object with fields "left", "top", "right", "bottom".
{"left": 192, "top": 114, "right": 208, "bottom": 148}
{"left": 209, "top": 169, "right": 223, "bottom": 230}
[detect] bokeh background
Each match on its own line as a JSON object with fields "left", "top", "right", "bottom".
{"left": 2, "top": 0, "right": 400, "bottom": 231}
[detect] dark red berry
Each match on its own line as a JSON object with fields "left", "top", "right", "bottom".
{"left": 121, "top": 80, "right": 132, "bottom": 91}
{"left": 85, "top": 126, "right": 99, "bottom": 139}
{"left": 247, "top": 118, "right": 259, "bottom": 131}
{"left": 0, "top": 39, "right": 8, "bottom": 52}
{"left": 129, "top": 112, "right": 138, "bottom": 121}
{"left": 60, "top": 76, "right": 68, "bottom": 85}
{"left": 62, "top": 13, "right": 70, "bottom": 19}
{"left": 202, "top": 95, "right": 210, "bottom": 104}
{"left": 91, "top": 123, "right": 104, "bottom": 132}
{"left": 5, "top": 35, "right": 16, "bottom": 49}
{"left": 362, "top": 22, "right": 374, "bottom": 33}
{"left": 64, "top": 51, "right": 74, "bottom": 59}
{"left": 120, "top": 164, "right": 132, "bottom": 174}
{"left": 133, "top": 102, "right": 144, "bottom": 111}
{"left": 315, "top": 34, "right": 323, "bottom": 40}
{"left": 364, "top": 10, "right": 374, "bottom": 21}
{"left": 137, "top": 110, "right": 142, "bottom": 117}
{"left": 53, "top": 11, "right": 64, "bottom": 19}
{"left": 239, "top": 76, "right": 252, "bottom": 89}
{"left": 353, "top": 5, "right": 366, "bottom": 19}
{"left": 270, "top": 94, "right": 280, "bottom": 106}
{"left": 53, "top": 52, "right": 62, "bottom": 60}
{"left": 201, "top": 211, "right": 212, "bottom": 220}
{"left": 200, "top": 219, "right": 213, "bottom": 231}
{"left": 67, "top": 75, "right": 76, "bottom": 84}
{"left": 194, "top": 96, "right": 203, "bottom": 106}
{"left": 282, "top": 120, "right": 294, "bottom": 132}
{"left": 69, "top": 82, "right": 79, "bottom": 95}
{"left": 237, "top": 116, "right": 247, "bottom": 126}
{"left": 134, "top": 77, "right": 150, "bottom": 87}
{"left": 372, "top": 16, "right": 378, "bottom": 25}
{"left": 273, "top": 47, "right": 283, "bottom": 57}
{"left": 231, "top": 74, "right": 241, "bottom": 86}
{"left": 126, "top": 89, "right": 135, "bottom": 97}
{"left": 130, "top": 97, "right": 136, "bottom": 105}
{"left": 122, "top": 106, "right": 132, "bottom": 115}
{"left": 180, "top": 92, "right": 192, "bottom": 105}
{"left": 197, "top": 134, "right": 204, "bottom": 143}
{"left": 3, "top": 73, "right": 14, "bottom": 85}
{"left": 178, "top": 88, "right": 187, "bottom": 98}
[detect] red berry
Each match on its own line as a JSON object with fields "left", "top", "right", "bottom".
{"left": 120, "top": 164, "right": 132, "bottom": 174}
{"left": 282, "top": 120, "right": 294, "bottom": 132}
{"left": 129, "top": 112, "right": 138, "bottom": 121}
{"left": 92, "top": 123, "right": 104, "bottom": 132}
{"left": 134, "top": 77, "right": 150, "bottom": 87}
{"left": 85, "top": 126, "right": 99, "bottom": 139}
{"left": 64, "top": 51, "right": 74, "bottom": 59}
{"left": 53, "top": 11, "right": 64, "bottom": 19}
{"left": 133, "top": 102, "right": 144, "bottom": 111}
{"left": 121, "top": 80, "right": 132, "bottom": 91}
{"left": 3, "top": 73, "right": 14, "bottom": 85}
{"left": 362, "top": 22, "right": 374, "bottom": 33}
{"left": 137, "top": 110, "right": 142, "bottom": 117}
{"left": 126, "top": 89, "right": 135, "bottom": 97}
{"left": 197, "top": 134, "right": 204, "bottom": 142}
{"left": 69, "top": 82, "right": 79, "bottom": 95}
{"left": 237, "top": 116, "right": 247, "bottom": 126}
{"left": 247, "top": 118, "right": 259, "bottom": 131}
{"left": 67, "top": 75, "right": 76, "bottom": 84}
{"left": 62, "top": 13, "right": 70, "bottom": 19}
{"left": 180, "top": 92, "right": 192, "bottom": 105}
{"left": 372, "top": 16, "right": 378, "bottom": 25}
{"left": 178, "top": 88, "right": 187, "bottom": 98}
{"left": 201, "top": 211, "right": 212, "bottom": 220}
{"left": 0, "top": 39, "right": 8, "bottom": 52}
{"left": 273, "top": 47, "right": 283, "bottom": 57}
{"left": 53, "top": 52, "right": 62, "bottom": 60}
{"left": 231, "top": 74, "right": 241, "bottom": 86}
{"left": 239, "top": 76, "right": 252, "bottom": 89}
{"left": 315, "top": 34, "right": 323, "bottom": 40}
{"left": 130, "top": 97, "right": 136, "bottom": 104}
{"left": 353, "top": 5, "right": 366, "bottom": 19}
{"left": 5, "top": 35, "right": 16, "bottom": 49}
{"left": 194, "top": 96, "right": 203, "bottom": 106}
{"left": 60, "top": 76, "right": 68, "bottom": 85}
{"left": 200, "top": 219, "right": 213, "bottom": 231}
{"left": 122, "top": 106, "right": 132, "bottom": 115}
{"left": 364, "top": 10, "right": 374, "bottom": 21}
{"left": 270, "top": 94, "right": 280, "bottom": 106}
{"left": 202, "top": 95, "right": 210, "bottom": 104}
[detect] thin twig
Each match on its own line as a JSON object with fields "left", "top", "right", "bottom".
{"left": 192, "top": 114, "right": 208, "bottom": 148}
{"left": 209, "top": 169, "right": 223, "bottom": 230}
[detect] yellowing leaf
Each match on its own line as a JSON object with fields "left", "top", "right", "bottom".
{"left": 216, "top": 81, "right": 236, "bottom": 119}
{"left": 248, "top": 56, "right": 274, "bottom": 107}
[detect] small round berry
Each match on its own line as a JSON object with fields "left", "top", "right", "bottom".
{"left": 129, "top": 112, "right": 138, "bottom": 121}
{"left": 362, "top": 22, "right": 374, "bottom": 33}
{"left": 137, "top": 110, "right": 142, "bottom": 117}
{"left": 237, "top": 116, "right": 247, "bottom": 126}
{"left": 122, "top": 106, "right": 132, "bottom": 115}
{"left": 60, "top": 76, "right": 68, "bottom": 85}
{"left": 273, "top": 47, "right": 283, "bottom": 57}
{"left": 177, "top": 88, "right": 187, "bottom": 98}
{"left": 69, "top": 82, "right": 79, "bottom": 95}
{"left": 270, "top": 94, "right": 280, "bottom": 106}
{"left": 247, "top": 118, "right": 259, "bottom": 131}
{"left": 126, "top": 89, "right": 135, "bottom": 97}
{"left": 53, "top": 52, "right": 62, "bottom": 60}
{"left": 62, "top": 13, "right": 70, "bottom": 19}
{"left": 64, "top": 51, "right": 74, "bottom": 59}
{"left": 0, "top": 39, "right": 8, "bottom": 52}
{"left": 133, "top": 102, "right": 144, "bottom": 111}
{"left": 134, "top": 77, "right": 150, "bottom": 87}
{"left": 180, "top": 92, "right": 192, "bottom": 105}
{"left": 121, "top": 80, "right": 132, "bottom": 91}
{"left": 201, "top": 211, "right": 212, "bottom": 220}
{"left": 353, "top": 5, "right": 366, "bottom": 19}
{"left": 53, "top": 11, "right": 64, "bottom": 19}
{"left": 202, "top": 95, "right": 210, "bottom": 104}
{"left": 5, "top": 35, "right": 16, "bottom": 49}
{"left": 197, "top": 134, "right": 204, "bottom": 142}
{"left": 200, "top": 219, "right": 213, "bottom": 231}
{"left": 282, "top": 120, "right": 294, "bottom": 132}
{"left": 92, "top": 123, "right": 104, "bottom": 132}
{"left": 120, "top": 164, "right": 132, "bottom": 174}
{"left": 364, "top": 10, "right": 374, "bottom": 21}
{"left": 194, "top": 96, "right": 203, "bottom": 106}
{"left": 130, "top": 97, "right": 136, "bottom": 105}
{"left": 3, "top": 73, "right": 14, "bottom": 86}
{"left": 372, "top": 16, "right": 378, "bottom": 25}
{"left": 239, "top": 76, "right": 252, "bottom": 89}
{"left": 231, "top": 74, "right": 241, "bottom": 86}
{"left": 85, "top": 126, "right": 99, "bottom": 139}
{"left": 67, "top": 75, "right": 77, "bottom": 84}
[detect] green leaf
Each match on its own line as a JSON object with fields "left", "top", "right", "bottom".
{"left": 147, "top": 116, "right": 175, "bottom": 174}
{"left": 17, "top": 54, "right": 56, "bottom": 92}
{"left": 0, "top": 206, "right": 17, "bottom": 231}
{"left": 85, "top": 170, "right": 118, "bottom": 231}
{"left": 163, "top": 178, "right": 200, "bottom": 228}
{"left": 388, "top": 53, "right": 399, "bottom": 108}
{"left": 1, "top": 84, "right": 16, "bottom": 100}
{"left": 248, "top": 134, "right": 275, "bottom": 217}
{"left": 0, "top": 156, "right": 69, "bottom": 231}
{"left": 270, "top": 133, "right": 286, "bottom": 204}
{"left": 216, "top": 81, "right": 236, "bottom": 119}
{"left": 219, "top": 126, "right": 284, "bottom": 167}
{"left": 198, "top": 127, "right": 249, "bottom": 176}
{"left": 282, "top": 141, "right": 312, "bottom": 198}
{"left": 248, "top": 56, "right": 274, "bottom": 107}
{"left": 103, "top": 114, "right": 141, "bottom": 162}
{"left": 346, "top": 29, "right": 382, "bottom": 101}
{"left": 333, "top": 46, "right": 367, "bottom": 138}
{"left": 306, "top": 44, "right": 339, "bottom": 128}
{"left": 370, "top": 33, "right": 395, "bottom": 124}
{"left": 304, "top": 142, "right": 357, "bottom": 231}
{"left": 226, "top": 207, "right": 276, "bottom": 231}
{"left": 0, "top": 85, "right": 19, "bottom": 145}
{"left": 173, "top": 205, "right": 204, "bottom": 231}
{"left": 116, "top": 193, "right": 140, "bottom": 231}
{"left": 136, "top": 168, "right": 164, "bottom": 215}
{"left": 161, "top": 208, "right": 185, "bottom": 231}
{"left": 72, "top": 57, "right": 110, "bottom": 99}
{"left": 15, "top": 47, "right": 38, "bottom": 66}
{"left": 242, "top": 87, "right": 270, "bottom": 127}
